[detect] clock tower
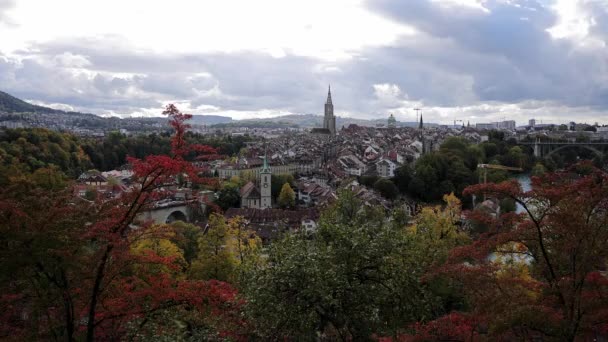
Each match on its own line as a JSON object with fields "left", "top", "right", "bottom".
{"left": 260, "top": 155, "right": 272, "bottom": 209}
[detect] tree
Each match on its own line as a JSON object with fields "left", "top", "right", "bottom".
{"left": 131, "top": 224, "right": 187, "bottom": 276}
{"left": 531, "top": 162, "right": 547, "bottom": 176}
{"left": 29, "top": 165, "right": 67, "bottom": 190}
{"left": 271, "top": 174, "right": 294, "bottom": 199}
{"left": 244, "top": 191, "right": 436, "bottom": 340}
{"left": 373, "top": 178, "right": 399, "bottom": 199}
{"left": 0, "top": 104, "right": 241, "bottom": 341}
{"left": 190, "top": 214, "right": 238, "bottom": 282}
{"left": 190, "top": 214, "right": 262, "bottom": 285}
{"left": 424, "top": 163, "right": 608, "bottom": 340}
{"left": 408, "top": 193, "right": 469, "bottom": 264}
{"left": 277, "top": 182, "right": 296, "bottom": 208}
{"left": 170, "top": 221, "right": 204, "bottom": 265}
{"left": 359, "top": 175, "right": 380, "bottom": 188}
{"left": 216, "top": 184, "right": 241, "bottom": 210}
{"left": 392, "top": 164, "right": 412, "bottom": 193}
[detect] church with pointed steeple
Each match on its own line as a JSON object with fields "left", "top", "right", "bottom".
{"left": 323, "top": 86, "right": 336, "bottom": 136}
{"left": 240, "top": 154, "right": 272, "bottom": 209}
{"left": 259, "top": 155, "right": 272, "bottom": 209}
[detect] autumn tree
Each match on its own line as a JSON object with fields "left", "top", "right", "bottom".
{"left": 421, "top": 163, "right": 608, "bottom": 341}
{"left": 190, "top": 214, "right": 262, "bottom": 285}
{"left": 0, "top": 104, "right": 242, "bottom": 341}
{"left": 277, "top": 182, "right": 295, "bottom": 208}
{"left": 190, "top": 213, "right": 238, "bottom": 282}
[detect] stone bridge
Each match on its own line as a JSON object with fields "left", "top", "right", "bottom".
{"left": 519, "top": 140, "right": 608, "bottom": 158}
{"left": 137, "top": 200, "right": 204, "bottom": 224}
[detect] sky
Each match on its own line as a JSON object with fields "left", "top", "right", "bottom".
{"left": 1, "top": 0, "right": 608, "bottom": 125}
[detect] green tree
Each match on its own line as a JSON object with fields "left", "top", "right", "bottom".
{"left": 170, "top": 221, "right": 204, "bottom": 265}
{"left": 373, "top": 178, "right": 399, "bottom": 199}
{"left": 29, "top": 165, "right": 67, "bottom": 190}
{"left": 244, "top": 191, "right": 436, "bottom": 339}
{"left": 215, "top": 184, "right": 240, "bottom": 210}
{"left": 392, "top": 164, "right": 412, "bottom": 193}
{"left": 271, "top": 174, "right": 294, "bottom": 199}
{"left": 277, "top": 182, "right": 296, "bottom": 208}
{"left": 531, "top": 162, "right": 547, "bottom": 176}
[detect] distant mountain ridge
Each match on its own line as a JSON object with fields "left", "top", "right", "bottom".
{"left": 0, "top": 90, "right": 433, "bottom": 129}
{"left": 0, "top": 91, "right": 63, "bottom": 114}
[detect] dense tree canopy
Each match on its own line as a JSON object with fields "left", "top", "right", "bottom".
{"left": 421, "top": 163, "right": 608, "bottom": 341}
{"left": 244, "top": 190, "right": 439, "bottom": 340}
{"left": 0, "top": 105, "right": 244, "bottom": 341}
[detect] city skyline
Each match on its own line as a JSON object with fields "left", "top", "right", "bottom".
{"left": 2, "top": 0, "right": 608, "bottom": 125}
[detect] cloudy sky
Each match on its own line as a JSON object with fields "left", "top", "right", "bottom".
{"left": 1, "top": 0, "right": 608, "bottom": 125}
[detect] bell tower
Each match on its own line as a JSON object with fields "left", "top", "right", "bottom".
{"left": 260, "top": 154, "right": 272, "bottom": 209}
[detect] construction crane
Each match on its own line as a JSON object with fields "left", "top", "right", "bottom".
{"left": 477, "top": 164, "right": 523, "bottom": 184}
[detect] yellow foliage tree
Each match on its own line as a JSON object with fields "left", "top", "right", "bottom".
{"left": 131, "top": 224, "right": 187, "bottom": 276}
{"left": 278, "top": 182, "right": 296, "bottom": 208}
{"left": 226, "top": 215, "right": 263, "bottom": 275}
{"left": 410, "top": 193, "right": 466, "bottom": 241}
{"left": 189, "top": 214, "right": 263, "bottom": 283}
{"left": 409, "top": 193, "right": 469, "bottom": 261}
{"left": 190, "top": 214, "right": 237, "bottom": 282}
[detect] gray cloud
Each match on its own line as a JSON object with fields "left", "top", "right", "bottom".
{"left": 2, "top": 0, "right": 608, "bottom": 124}
{"left": 366, "top": 0, "right": 608, "bottom": 107}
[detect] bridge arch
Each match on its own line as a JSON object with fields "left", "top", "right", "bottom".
{"left": 545, "top": 144, "right": 603, "bottom": 158}
{"left": 165, "top": 210, "right": 188, "bottom": 224}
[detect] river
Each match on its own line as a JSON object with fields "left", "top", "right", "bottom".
{"left": 515, "top": 174, "right": 531, "bottom": 213}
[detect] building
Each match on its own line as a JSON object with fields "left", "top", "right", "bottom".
{"left": 497, "top": 120, "right": 516, "bottom": 130}
{"left": 476, "top": 120, "right": 516, "bottom": 131}
{"left": 225, "top": 208, "right": 320, "bottom": 243}
{"left": 529, "top": 119, "right": 536, "bottom": 129}
{"left": 376, "top": 159, "right": 397, "bottom": 178}
{"left": 240, "top": 156, "right": 272, "bottom": 209}
{"left": 323, "top": 86, "right": 336, "bottom": 136}
{"left": 387, "top": 114, "right": 397, "bottom": 128}
{"left": 260, "top": 156, "right": 272, "bottom": 209}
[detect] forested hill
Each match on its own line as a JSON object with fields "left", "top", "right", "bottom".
{"left": 0, "top": 128, "right": 251, "bottom": 185}
{"left": 0, "top": 91, "right": 62, "bottom": 114}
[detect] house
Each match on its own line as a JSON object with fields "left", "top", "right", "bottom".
{"left": 376, "top": 159, "right": 397, "bottom": 178}
{"left": 338, "top": 155, "right": 367, "bottom": 176}
{"left": 78, "top": 170, "right": 107, "bottom": 185}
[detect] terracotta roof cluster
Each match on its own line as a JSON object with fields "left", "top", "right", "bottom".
{"left": 225, "top": 208, "right": 320, "bottom": 240}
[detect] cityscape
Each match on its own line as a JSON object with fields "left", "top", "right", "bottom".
{"left": 1, "top": 0, "right": 608, "bottom": 341}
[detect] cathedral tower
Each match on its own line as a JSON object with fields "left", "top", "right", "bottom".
{"left": 323, "top": 85, "right": 336, "bottom": 136}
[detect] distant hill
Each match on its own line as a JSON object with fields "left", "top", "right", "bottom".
{"left": 0, "top": 90, "right": 435, "bottom": 131}
{"left": 189, "top": 114, "right": 232, "bottom": 125}
{"left": 0, "top": 91, "right": 62, "bottom": 114}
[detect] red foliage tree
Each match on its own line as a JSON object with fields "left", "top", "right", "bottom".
{"left": 0, "top": 105, "right": 242, "bottom": 341}
{"left": 420, "top": 163, "right": 608, "bottom": 341}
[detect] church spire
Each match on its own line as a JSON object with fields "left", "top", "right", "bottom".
{"left": 419, "top": 114, "right": 424, "bottom": 129}
{"left": 326, "top": 85, "right": 332, "bottom": 105}
{"left": 261, "top": 141, "right": 271, "bottom": 173}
